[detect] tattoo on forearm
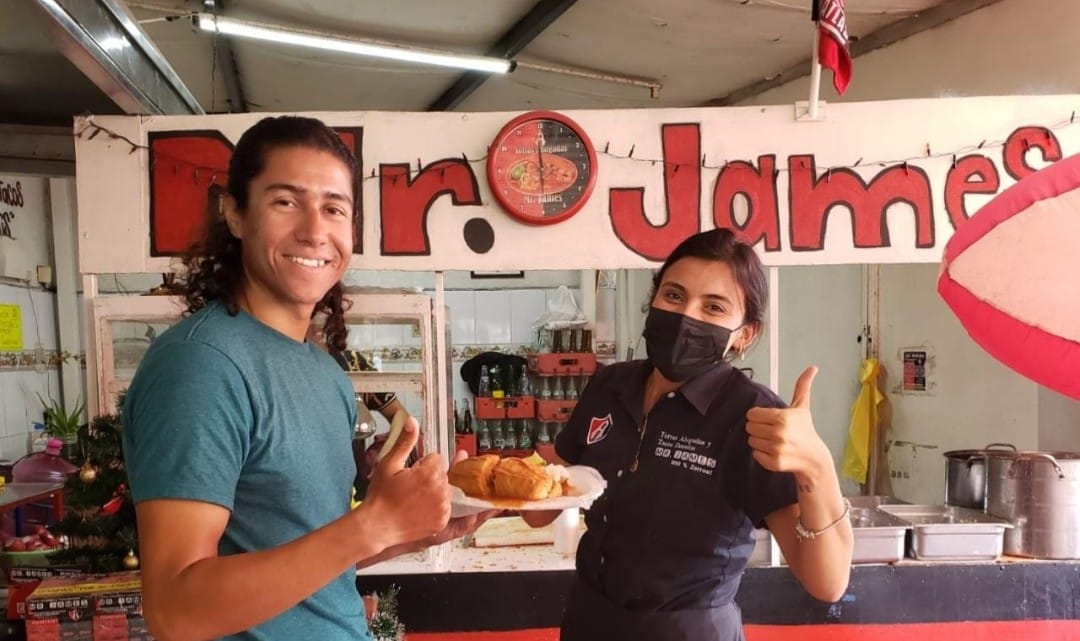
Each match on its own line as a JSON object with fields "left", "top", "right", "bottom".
{"left": 798, "top": 483, "right": 812, "bottom": 494}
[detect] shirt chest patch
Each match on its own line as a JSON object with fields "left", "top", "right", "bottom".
{"left": 650, "top": 428, "right": 719, "bottom": 477}
{"left": 586, "top": 414, "right": 613, "bottom": 445}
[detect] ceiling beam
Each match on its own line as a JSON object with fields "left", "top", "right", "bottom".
{"left": 32, "top": 0, "right": 203, "bottom": 115}
{"left": 0, "top": 125, "right": 75, "bottom": 176}
{"left": 428, "top": 0, "right": 577, "bottom": 111}
{"left": 204, "top": 0, "right": 248, "bottom": 112}
{"left": 704, "top": 0, "right": 1006, "bottom": 107}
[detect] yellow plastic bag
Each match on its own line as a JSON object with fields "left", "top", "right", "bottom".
{"left": 841, "top": 358, "right": 883, "bottom": 485}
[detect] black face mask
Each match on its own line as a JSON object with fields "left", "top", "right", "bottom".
{"left": 643, "top": 307, "right": 737, "bottom": 382}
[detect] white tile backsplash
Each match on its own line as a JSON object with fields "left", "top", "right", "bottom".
{"left": 474, "top": 291, "right": 512, "bottom": 344}
{"left": 347, "top": 324, "right": 375, "bottom": 351}
{"left": 443, "top": 291, "right": 476, "bottom": 345}
{"left": 373, "top": 323, "right": 405, "bottom": 346}
{"left": 509, "top": 290, "right": 547, "bottom": 345}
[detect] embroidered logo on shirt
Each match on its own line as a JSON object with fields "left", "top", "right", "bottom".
{"left": 586, "top": 414, "right": 613, "bottom": 445}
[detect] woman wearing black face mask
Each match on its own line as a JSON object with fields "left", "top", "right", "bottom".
{"left": 523, "top": 228, "right": 853, "bottom": 641}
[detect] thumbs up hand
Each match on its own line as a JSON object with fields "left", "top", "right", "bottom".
{"left": 745, "top": 366, "right": 832, "bottom": 476}
{"left": 363, "top": 417, "right": 453, "bottom": 548}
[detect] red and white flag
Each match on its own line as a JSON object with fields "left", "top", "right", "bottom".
{"left": 813, "top": 0, "right": 852, "bottom": 95}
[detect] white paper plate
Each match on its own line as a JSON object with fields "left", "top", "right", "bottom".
{"left": 451, "top": 465, "right": 607, "bottom": 518}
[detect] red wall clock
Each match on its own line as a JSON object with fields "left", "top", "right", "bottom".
{"left": 487, "top": 111, "right": 598, "bottom": 225}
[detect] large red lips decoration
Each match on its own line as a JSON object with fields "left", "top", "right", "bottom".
{"left": 939, "top": 153, "right": 1080, "bottom": 400}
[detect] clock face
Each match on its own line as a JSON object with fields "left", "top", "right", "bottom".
{"left": 487, "top": 111, "right": 597, "bottom": 225}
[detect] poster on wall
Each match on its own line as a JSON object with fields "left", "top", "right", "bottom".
{"left": 0, "top": 303, "right": 23, "bottom": 352}
{"left": 898, "top": 346, "right": 935, "bottom": 395}
{"left": 72, "top": 95, "right": 1080, "bottom": 274}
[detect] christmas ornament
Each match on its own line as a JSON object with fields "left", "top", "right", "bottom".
{"left": 57, "top": 534, "right": 69, "bottom": 549}
{"left": 100, "top": 494, "right": 124, "bottom": 516}
{"left": 79, "top": 462, "right": 98, "bottom": 484}
{"left": 122, "top": 549, "right": 139, "bottom": 570}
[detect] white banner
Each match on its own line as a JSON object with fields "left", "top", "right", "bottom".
{"left": 73, "top": 95, "right": 1080, "bottom": 274}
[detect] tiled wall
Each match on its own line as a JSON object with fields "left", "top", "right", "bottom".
{"left": 358, "top": 287, "right": 579, "bottom": 429}
{"left": 0, "top": 283, "right": 63, "bottom": 461}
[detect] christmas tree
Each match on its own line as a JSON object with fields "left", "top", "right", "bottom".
{"left": 48, "top": 413, "right": 139, "bottom": 573}
{"left": 367, "top": 585, "right": 405, "bottom": 641}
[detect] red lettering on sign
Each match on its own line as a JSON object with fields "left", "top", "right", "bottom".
{"left": 610, "top": 124, "right": 701, "bottom": 261}
{"left": 148, "top": 128, "right": 364, "bottom": 256}
{"left": 944, "top": 154, "right": 1000, "bottom": 229}
{"left": 788, "top": 155, "right": 935, "bottom": 251}
{"left": 1002, "top": 126, "right": 1062, "bottom": 181}
{"left": 713, "top": 155, "right": 781, "bottom": 251}
{"left": 379, "top": 159, "right": 481, "bottom": 255}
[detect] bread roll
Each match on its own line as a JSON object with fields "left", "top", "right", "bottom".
{"left": 448, "top": 454, "right": 499, "bottom": 498}
{"left": 449, "top": 455, "right": 569, "bottom": 500}
{"left": 493, "top": 458, "right": 555, "bottom": 501}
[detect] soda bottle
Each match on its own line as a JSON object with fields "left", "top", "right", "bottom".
{"left": 518, "top": 367, "right": 532, "bottom": 396}
{"left": 502, "top": 420, "right": 517, "bottom": 450}
{"left": 536, "top": 422, "right": 552, "bottom": 444}
{"left": 478, "top": 365, "right": 492, "bottom": 397}
{"left": 517, "top": 420, "right": 533, "bottom": 450}
{"left": 477, "top": 420, "right": 493, "bottom": 452}
{"left": 463, "top": 405, "right": 474, "bottom": 434}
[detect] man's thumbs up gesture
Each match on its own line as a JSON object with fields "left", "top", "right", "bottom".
{"left": 745, "top": 366, "right": 832, "bottom": 476}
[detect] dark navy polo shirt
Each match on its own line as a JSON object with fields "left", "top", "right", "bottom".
{"left": 556, "top": 360, "right": 797, "bottom": 612}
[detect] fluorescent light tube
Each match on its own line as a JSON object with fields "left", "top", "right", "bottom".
{"left": 196, "top": 13, "right": 512, "bottom": 74}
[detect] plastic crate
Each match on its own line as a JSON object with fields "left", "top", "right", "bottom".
{"left": 475, "top": 448, "right": 536, "bottom": 459}
{"left": 454, "top": 433, "right": 477, "bottom": 457}
{"left": 537, "top": 399, "right": 577, "bottom": 422}
{"left": 527, "top": 352, "right": 597, "bottom": 376}
{"left": 474, "top": 396, "right": 536, "bottom": 420}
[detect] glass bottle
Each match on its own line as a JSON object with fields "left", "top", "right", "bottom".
{"left": 490, "top": 365, "right": 504, "bottom": 399}
{"left": 518, "top": 366, "right": 532, "bottom": 396}
{"left": 551, "top": 376, "right": 564, "bottom": 401}
{"left": 506, "top": 364, "right": 519, "bottom": 398}
{"left": 503, "top": 418, "right": 520, "bottom": 448}
{"left": 462, "top": 405, "right": 474, "bottom": 434}
{"left": 491, "top": 420, "right": 506, "bottom": 451}
{"left": 518, "top": 419, "right": 533, "bottom": 450}
{"left": 539, "top": 376, "right": 552, "bottom": 401}
{"left": 536, "top": 421, "right": 552, "bottom": 444}
{"left": 477, "top": 420, "right": 492, "bottom": 452}
{"left": 478, "top": 365, "right": 491, "bottom": 397}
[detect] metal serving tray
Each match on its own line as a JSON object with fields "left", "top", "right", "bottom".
{"left": 850, "top": 507, "right": 909, "bottom": 564}
{"left": 878, "top": 504, "right": 1012, "bottom": 561}
{"left": 846, "top": 495, "right": 909, "bottom": 509}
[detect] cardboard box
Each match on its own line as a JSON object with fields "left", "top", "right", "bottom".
{"left": 26, "top": 574, "right": 141, "bottom": 621}
{"left": 23, "top": 572, "right": 152, "bottom": 641}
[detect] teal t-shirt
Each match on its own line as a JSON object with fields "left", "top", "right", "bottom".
{"left": 122, "top": 301, "right": 368, "bottom": 641}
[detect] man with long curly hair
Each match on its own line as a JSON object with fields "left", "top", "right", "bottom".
{"left": 122, "top": 116, "right": 483, "bottom": 641}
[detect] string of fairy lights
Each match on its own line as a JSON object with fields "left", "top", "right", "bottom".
{"left": 75, "top": 106, "right": 1079, "bottom": 184}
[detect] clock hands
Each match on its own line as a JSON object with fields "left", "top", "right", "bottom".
{"left": 536, "top": 140, "right": 545, "bottom": 196}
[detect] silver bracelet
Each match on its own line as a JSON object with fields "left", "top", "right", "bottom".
{"left": 795, "top": 499, "right": 852, "bottom": 541}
